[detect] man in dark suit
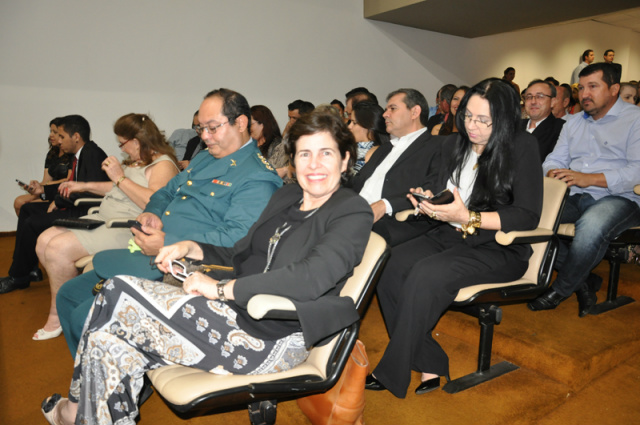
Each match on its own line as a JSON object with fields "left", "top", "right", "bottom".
{"left": 0, "top": 115, "right": 109, "bottom": 294}
{"left": 521, "top": 80, "right": 565, "bottom": 161}
{"left": 348, "top": 88, "right": 442, "bottom": 246}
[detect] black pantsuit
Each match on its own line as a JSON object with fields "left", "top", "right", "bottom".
{"left": 373, "top": 225, "right": 528, "bottom": 398}
{"left": 372, "top": 132, "right": 544, "bottom": 398}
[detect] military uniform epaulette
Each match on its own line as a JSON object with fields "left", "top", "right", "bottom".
{"left": 256, "top": 152, "right": 275, "bottom": 171}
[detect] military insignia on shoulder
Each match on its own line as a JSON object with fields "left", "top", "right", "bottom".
{"left": 212, "top": 179, "right": 232, "bottom": 187}
{"left": 230, "top": 159, "right": 237, "bottom": 167}
{"left": 256, "top": 153, "right": 275, "bottom": 171}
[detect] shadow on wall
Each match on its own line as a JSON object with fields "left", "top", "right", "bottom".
{"left": 367, "top": 20, "right": 473, "bottom": 86}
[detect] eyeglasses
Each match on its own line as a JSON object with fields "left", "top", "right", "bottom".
{"left": 118, "top": 139, "right": 132, "bottom": 148}
{"left": 524, "top": 93, "right": 552, "bottom": 102}
{"left": 167, "top": 260, "right": 193, "bottom": 282}
{"left": 463, "top": 114, "right": 492, "bottom": 128}
{"left": 194, "top": 121, "right": 229, "bottom": 135}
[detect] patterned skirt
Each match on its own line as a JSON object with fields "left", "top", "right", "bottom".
{"left": 68, "top": 275, "right": 309, "bottom": 425}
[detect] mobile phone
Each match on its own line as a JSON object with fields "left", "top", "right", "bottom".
{"left": 110, "top": 220, "right": 149, "bottom": 235}
{"left": 16, "top": 179, "right": 29, "bottom": 189}
{"left": 411, "top": 189, "right": 454, "bottom": 205}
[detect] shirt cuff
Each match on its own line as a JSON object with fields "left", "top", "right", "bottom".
{"left": 382, "top": 198, "right": 392, "bottom": 215}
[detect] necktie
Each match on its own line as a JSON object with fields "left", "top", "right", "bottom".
{"left": 69, "top": 157, "right": 78, "bottom": 181}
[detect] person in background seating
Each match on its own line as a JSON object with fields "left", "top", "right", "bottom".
{"left": 521, "top": 79, "right": 565, "bottom": 160}
{"left": 14, "top": 117, "right": 74, "bottom": 216}
{"left": 347, "top": 88, "right": 442, "bottom": 247}
{"left": 366, "top": 78, "right": 542, "bottom": 398}
{"left": 33, "top": 113, "right": 179, "bottom": 341}
{"left": 347, "top": 100, "right": 390, "bottom": 173}
{"left": 529, "top": 63, "right": 640, "bottom": 317}
{"left": 0, "top": 115, "right": 109, "bottom": 295}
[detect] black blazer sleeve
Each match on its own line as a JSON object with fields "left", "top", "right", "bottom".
{"left": 54, "top": 141, "right": 109, "bottom": 209}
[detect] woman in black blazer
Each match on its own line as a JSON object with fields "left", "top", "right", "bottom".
{"left": 366, "top": 79, "right": 544, "bottom": 398}
{"left": 41, "top": 111, "right": 374, "bottom": 425}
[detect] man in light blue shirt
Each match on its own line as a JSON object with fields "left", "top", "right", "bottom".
{"left": 529, "top": 63, "right": 640, "bottom": 316}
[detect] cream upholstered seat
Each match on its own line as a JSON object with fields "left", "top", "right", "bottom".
{"left": 396, "top": 177, "right": 568, "bottom": 393}
{"left": 554, "top": 184, "right": 640, "bottom": 315}
{"left": 145, "top": 232, "right": 390, "bottom": 425}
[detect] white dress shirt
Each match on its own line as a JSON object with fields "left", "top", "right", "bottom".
{"left": 359, "top": 127, "right": 427, "bottom": 214}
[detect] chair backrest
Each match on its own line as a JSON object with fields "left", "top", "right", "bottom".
{"left": 304, "top": 232, "right": 389, "bottom": 377}
{"left": 520, "top": 177, "right": 567, "bottom": 285}
{"left": 453, "top": 177, "right": 567, "bottom": 303}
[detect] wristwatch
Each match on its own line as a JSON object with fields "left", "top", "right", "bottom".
{"left": 216, "top": 279, "right": 231, "bottom": 302}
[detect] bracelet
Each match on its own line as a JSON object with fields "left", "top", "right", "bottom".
{"left": 216, "top": 279, "right": 231, "bottom": 302}
{"left": 115, "top": 176, "right": 126, "bottom": 187}
{"left": 460, "top": 210, "right": 481, "bottom": 239}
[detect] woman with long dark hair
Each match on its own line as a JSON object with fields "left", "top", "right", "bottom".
{"left": 431, "top": 86, "right": 469, "bottom": 136}
{"left": 366, "top": 79, "right": 543, "bottom": 398}
{"left": 250, "top": 105, "right": 289, "bottom": 176}
{"left": 14, "top": 118, "right": 74, "bottom": 215}
{"left": 348, "top": 101, "right": 390, "bottom": 173}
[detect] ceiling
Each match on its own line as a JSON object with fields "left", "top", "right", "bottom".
{"left": 364, "top": 0, "right": 640, "bottom": 38}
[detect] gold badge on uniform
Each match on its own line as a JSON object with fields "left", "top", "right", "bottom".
{"left": 230, "top": 159, "right": 237, "bottom": 167}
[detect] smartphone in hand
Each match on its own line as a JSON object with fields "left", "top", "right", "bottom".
{"left": 16, "top": 179, "right": 29, "bottom": 190}
{"left": 411, "top": 189, "right": 454, "bottom": 205}
{"left": 110, "top": 220, "right": 149, "bottom": 235}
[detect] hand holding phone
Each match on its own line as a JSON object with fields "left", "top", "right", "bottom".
{"left": 110, "top": 219, "right": 149, "bottom": 235}
{"left": 16, "top": 179, "right": 29, "bottom": 190}
{"left": 411, "top": 189, "right": 454, "bottom": 205}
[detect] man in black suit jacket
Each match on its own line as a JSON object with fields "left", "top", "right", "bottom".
{"left": 0, "top": 115, "right": 109, "bottom": 294}
{"left": 348, "top": 88, "right": 442, "bottom": 246}
{"left": 521, "top": 80, "right": 565, "bottom": 161}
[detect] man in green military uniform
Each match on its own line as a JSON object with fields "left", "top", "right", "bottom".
{"left": 56, "top": 89, "right": 283, "bottom": 356}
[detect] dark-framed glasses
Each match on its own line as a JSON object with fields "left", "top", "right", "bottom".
{"left": 524, "top": 93, "right": 552, "bottom": 102}
{"left": 463, "top": 114, "right": 492, "bottom": 128}
{"left": 194, "top": 121, "right": 229, "bottom": 135}
{"left": 118, "top": 139, "right": 132, "bottom": 148}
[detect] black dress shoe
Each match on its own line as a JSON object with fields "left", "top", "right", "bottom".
{"left": 527, "top": 288, "right": 568, "bottom": 311}
{"left": 0, "top": 276, "right": 30, "bottom": 294}
{"left": 576, "top": 278, "right": 599, "bottom": 318}
{"left": 29, "top": 267, "right": 43, "bottom": 282}
{"left": 415, "top": 377, "right": 440, "bottom": 395}
{"left": 364, "top": 375, "right": 386, "bottom": 391}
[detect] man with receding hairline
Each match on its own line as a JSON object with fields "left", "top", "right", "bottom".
{"left": 521, "top": 79, "right": 565, "bottom": 160}
{"left": 348, "top": 88, "right": 442, "bottom": 246}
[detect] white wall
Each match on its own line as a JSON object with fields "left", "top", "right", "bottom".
{"left": 0, "top": 0, "right": 637, "bottom": 231}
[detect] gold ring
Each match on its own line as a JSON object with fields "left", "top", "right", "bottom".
{"left": 431, "top": 212, "right": 438, "bottom": 219}
{"left": 105, "top": 161, "right": 110, "bottom": 166}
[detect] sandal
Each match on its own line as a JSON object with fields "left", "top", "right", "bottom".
{"left": 627, "top": 245, "right": 640, "bottom": 265}
{"left": 41, "top": 393, "right": 68, "bottom": 425}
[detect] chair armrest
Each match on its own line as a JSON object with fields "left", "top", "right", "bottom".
{"left": 74, "top": 198, "right": 103, "bottom": 208}
{"left": 495, "top": 228, "right": 554, "bottom": 246}
{"left": 247, "top": 294, "right": 299, "bottom": 321}
{"left": 395, "top": 209, "right": 415, "bottom": 222}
